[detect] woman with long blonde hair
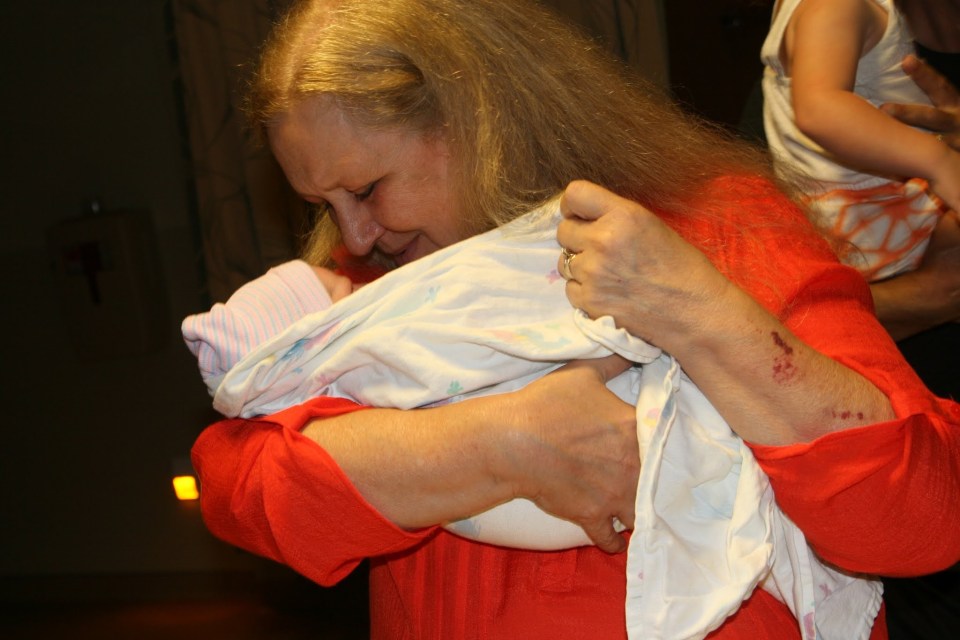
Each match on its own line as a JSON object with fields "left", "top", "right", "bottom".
{"left": 192, "top": 1, "right": 960, "bottom": 637}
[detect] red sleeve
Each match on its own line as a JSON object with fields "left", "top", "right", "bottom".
{"left": 679, "top": 176, "right": 960, "bottom": 577}
{"left": 191, "top": 396, "right": 436, "bottom": 586}
{"left": 751, "top": 258, "right": 960, "bottom": 576}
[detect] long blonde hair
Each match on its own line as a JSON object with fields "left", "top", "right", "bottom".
{"left": 247, "top": 0, "right": 781, "bottom": 265}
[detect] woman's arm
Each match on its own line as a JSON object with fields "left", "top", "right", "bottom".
{"left": 300, "top": 355, "right": 639, "bottom": 553}
{"left": 556, "top": 178, "right": 960, "bottom": 573}
{"left": 753, "top": 228, "right": 960, "bottom": 574}
{"left": 870, "top": 212, "right": 960, "bottom": 339}
{"left": 557, "top": 180, "right": 894, "bottom": 446}
{"left": 195, "top": 354, "right": 642, "bottom": 563}
{"left": 789, "top": 0, "right": 960, "bottom": 212}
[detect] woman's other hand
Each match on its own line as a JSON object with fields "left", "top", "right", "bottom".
{"left": 881, "top": 54, "right": 960, "bottom": 151}
{"left": 500, "top": 354, "right": 638, "bottom": 553}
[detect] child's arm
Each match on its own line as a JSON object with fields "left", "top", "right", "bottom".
{"left": 788, "top": 0, "right": 960, "bottom": 211}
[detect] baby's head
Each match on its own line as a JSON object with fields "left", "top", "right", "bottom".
{"left": 182, "top": 260, "right": 353, "bottom": 393}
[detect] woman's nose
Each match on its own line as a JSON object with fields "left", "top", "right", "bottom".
{"left": 336, "top": 205, "right": 385, "bottom": 256}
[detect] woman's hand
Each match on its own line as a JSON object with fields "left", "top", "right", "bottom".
{"left": 498, "top": 355, "right": 639, "bottom": 553}
{"left": 556, "top": 180, "right": 730, "bottom": 354}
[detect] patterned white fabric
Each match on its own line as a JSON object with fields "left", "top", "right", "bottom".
{"left": 207, "top": 199, "right": 881, "bottom": 639}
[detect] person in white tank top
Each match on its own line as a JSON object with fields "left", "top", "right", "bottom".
{"left": 761, "top": 0, "right": 960, "bottom": 282}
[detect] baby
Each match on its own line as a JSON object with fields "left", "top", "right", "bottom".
{"left": 182, "top": 249, "right": 619, "bottom": 549}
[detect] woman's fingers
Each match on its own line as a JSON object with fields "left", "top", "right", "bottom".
{"left": 559, "top": 180, "right": 623, "bottom": 222}
{"left": 558, "top": 180, "right": 651, "bottom": 250}
{"left": 505, "top": 355, "right": 639, "bottom": 551}
{"left": 582, "top": 518, "right": 628, "bottom": 554}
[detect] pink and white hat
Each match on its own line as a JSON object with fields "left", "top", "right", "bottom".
{"left": 182, "top": 260, "right": 333, "bottom": 394}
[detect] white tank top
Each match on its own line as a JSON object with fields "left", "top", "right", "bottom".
{"left": 761, "top": 0, "right": 932, "bottom": 191}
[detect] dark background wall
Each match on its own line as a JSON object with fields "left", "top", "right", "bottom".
{"left": 0, "top": 0, "right": 258, "bottom": 593}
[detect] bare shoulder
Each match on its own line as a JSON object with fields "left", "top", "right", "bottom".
{"left": 785, "top": 0, "right": 887, "bottom": 68}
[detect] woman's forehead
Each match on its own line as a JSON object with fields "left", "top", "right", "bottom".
{"left": 268, "top": 101, "right": 370, "bottom": 189}
{"left": 269, "top": 97, "right": 454, "bottom": 198}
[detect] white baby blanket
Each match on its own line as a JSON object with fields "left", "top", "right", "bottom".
{"left": 214, "top": 200, "right": 881, "bottom": 639}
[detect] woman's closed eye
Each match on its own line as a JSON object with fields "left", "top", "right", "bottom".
{"left": 352, "top": 180, "right": 378, "bottom": 202}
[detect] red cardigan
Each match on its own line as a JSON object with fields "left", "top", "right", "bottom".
{"left": 192, "top": 177, "right": 960, "bottom": 639}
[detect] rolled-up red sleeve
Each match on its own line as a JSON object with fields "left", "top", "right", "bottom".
{"left": 191, "top": 396, "right": 437, "bottom": 586}
{"left": 748, "top": 232, "right": 960, "bottom": 577}
{"left": 752, "top": 405, "right": 960, "bottom": 576}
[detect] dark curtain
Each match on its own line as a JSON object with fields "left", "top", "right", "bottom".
{"left": 170, "top": 0, "right": 305, "bottom": 303}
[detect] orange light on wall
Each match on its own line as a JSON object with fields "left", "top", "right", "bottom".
{"left": 172, "top": 475, "right": 200, "bottom": 501}
{"left": 171, "top": 455, "right": 199, "bottom": 501}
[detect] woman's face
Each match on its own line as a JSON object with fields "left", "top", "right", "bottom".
{"left": 269, "top": 97, "right": 467, "bottom": 265}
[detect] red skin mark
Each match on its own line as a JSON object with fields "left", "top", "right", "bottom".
{"left": 771, "top": 332, "right": 867, "bottom": 422}
{"left": 831, "top": 410, "right": 866, "bottom": 421}
{"left": 771, "top": 331, "right": 794, "bottom": 355}
{"left": 772, "top": 359, "right": 797, "bottom": 383}
{"left": 771, "top": 331, "right": 797, "bottom": 383}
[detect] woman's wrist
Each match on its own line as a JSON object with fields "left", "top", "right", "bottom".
{"left": 648, "top": 271, "right": 750, "bottom": 361}
{"left": 659, "top": 280, "right": 893, "bottom": 445}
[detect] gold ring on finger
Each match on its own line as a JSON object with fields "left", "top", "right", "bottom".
{"left": 561, "top": 247, "right": 578, "bottom": 280}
